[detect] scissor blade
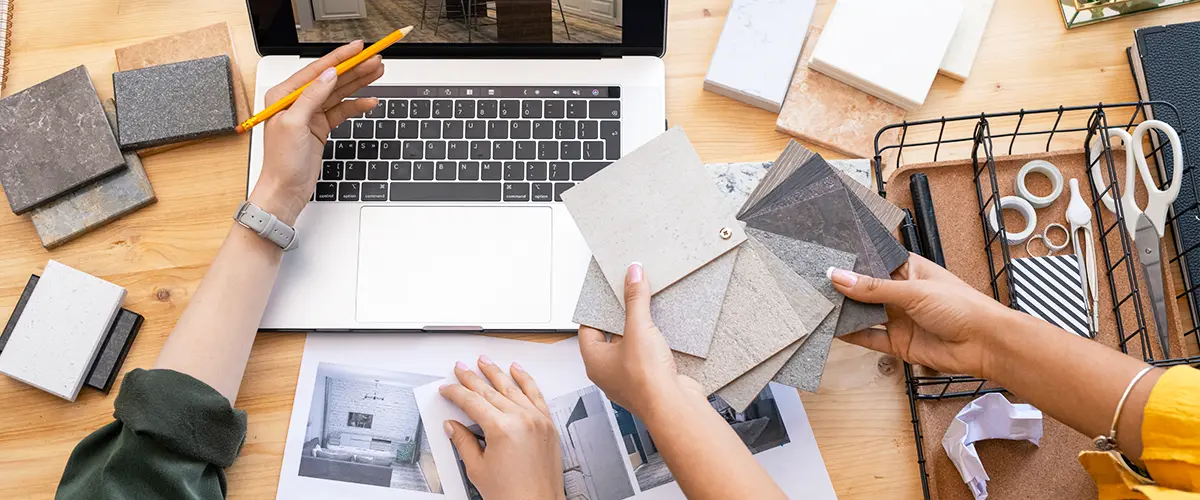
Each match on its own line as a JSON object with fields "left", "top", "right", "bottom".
{"left": 1135, "top": 216, "right": 1171, "bottom": 359}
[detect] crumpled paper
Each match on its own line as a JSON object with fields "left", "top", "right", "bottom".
{"left": 942, "top": 393, "right": 1043, "bottom": 500}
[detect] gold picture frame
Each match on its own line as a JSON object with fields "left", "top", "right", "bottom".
{"left": 1061, "top": 0, "right": 1199, "bottom": 28}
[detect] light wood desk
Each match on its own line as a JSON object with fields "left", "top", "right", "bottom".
{"left": 2, "top": 1, "right": 1199, "bottom": 498}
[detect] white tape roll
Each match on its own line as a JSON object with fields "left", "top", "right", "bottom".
{"left": 988, "top": 196, "right": 1038, "bottom": 245}
{"left": 1014, "top": 160, "right": 1064, "bottom": 209}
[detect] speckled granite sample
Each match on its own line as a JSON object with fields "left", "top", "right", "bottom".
{"left": 30, "top": 99, "right": 156, "bottom": 249}
{"left": 703, "top": 0, "right": 815, "bottom": 112}
{"left": 573, "top": 249, "right": 737, "bottom": 358}
{"left": 113, "top": 55, "right": 237, "bottom": 150}
{"left": 0, "top": 65, "right": 126, "bottom": 214}
{"left": 84, "top": 308, "right": 143, "bottom": 393}
{"left": 776, "top": 26, "right": 906, "bottom": 159}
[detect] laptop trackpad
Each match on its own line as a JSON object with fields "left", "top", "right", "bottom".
{"left": 356, "top": 206, "right": 553, "bottom": 325}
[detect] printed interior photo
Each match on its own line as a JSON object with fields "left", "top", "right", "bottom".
{"left": 294, "top": 0, "right": 622, "bottom": 44}
{"left": 298, "top": 362, "right": 444, "bottom": 493}
{"left": 612, "top": 386, "right": 792, "bottom": 492}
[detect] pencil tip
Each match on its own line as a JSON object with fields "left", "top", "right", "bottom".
{"left": 399, "top": 26, "right": 413, "bottom": 35}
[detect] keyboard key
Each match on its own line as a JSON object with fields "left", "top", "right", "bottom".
{"left": 515, "top": 141, "right": 537, "bottom": 160}
{"left": 478, "top": 100, "right": 498, "bottom": 118}
{"left": 345, "top": 161, "right": 367, "bottom": 180}
{"left": 470, "top": 141, "right": 491, "bottom": 160}
{"left": 511, "top": 120, "right": 532, "bottom": 139}
{"left": 458, "top": 161, "right": 480, "bottom": 181}
{"left": 553, "top": 182, "right": 574, "bottom": 201}
{"left": 527, "top": 161, "right": 548, "bottom": 181}
{"left": 590, "top": 100, "right": 620, "bottom": 118}
{"left": 338, "top": 182, "right": 360, "bottom": 201}
{"left": 390, "top": 182, "right": 501, "bottom": 202}
{"left": 357, "top": 141, "right": 379, "bottom": 159}
{"left": 366, "top": 99, "right": 386, "bottom": 118}
{"left": 426, "top": 141, "right": 447, "bottom": 160}
{"left": 538, "top": 142, "right": 558, "bottom": 160}
{"left": 436, "top": 161, "right": 457, "bottom": 180}
{"left": 368, "top": 161, "right": 389, "bottom": 180}
{"left": 545, "top": 100, "right": 565, "bottom": 118}
{"left": 572, "top": 162, "right": 609, "bottom": 181}
{"left": 504, "top": 162, "right": 524, "bottom": 180}
{"left": 362, "top": 182, "right": 388, "bottom": 201}
{"left": 561, "top": 141, "right": 582, "bottom": 160}
{"left": 353, "top": 120, "right": 373, "bottom": 139}
{"left": 448, "top": 141, "right": 469, "bottom": 160}
{"left": 550, "top": 162, "right": 569, "bottom": 181}
{"left": 493, "top": 141, "right": 514, "bottom": 160}
{"left": 522, "top": 100, "right": 542, "bottom": 118}
{"left": 555, "top": 121, "right": 576, "bottom": 139}
{"left": 465, "top": 120, "right": 486, "bottom": 139}
{"left": 411, "top": 99, "right": 431, "bottom": 118}
{"left": 403, "top": 140, "right": 423, "bottom": 159}
{"left": 480, "top": 161, "right": 504, "bottom": 181}
{"left": 499, "top": 100, "right": 520, "bottom": 118}
{"left": 387, "top": 99, "right": 409, "bottom": 118}
{"left": 380, "top": 140, "right": 402, "bottom": 159}
{"left": 413, "top": 161, "right": 435, "bottom": 180}
{"left": 323, "top": 141, "right": 334, "bottom": 159}
{"left": 579, "top": 120, "right": 599, "bottom": 139}
{"left": 532, "top": 182, "right": 553, "bottom": 201}
{"left": 316, "top": 181, "right": 337, "bottom": 201}
{"left": 390, "top": 161, "right": 412, "bottom": 180}
{"left": 533, "top": 120, "right": 553, "bottom": 139}
{"left": 375, "top": 120, "right": 397, "bottom": 139}
{"left": 322, "top": 161, "right": 344, "bottom": 180}
{"left": 421, "top": 120, "right": 440, "bottom": 139}
{"left": 433, "top": 99, "right": 453, "bottom": 118}
{"left": 504, "top": 182, "right": 530, "bottom": 201}
{"left": 567, "top": 100, "right": 587, "bottom": 118}
{"left": 488, "top": 120, "right": 509, "bottom": 139}
{"left": 397, "top": 120, "right": 419, "bottom": 138}
{"left": 601, "top": 121, "right": 621, "bottom": 159}
{"left": 455, "top": 100, "right": 475, "bottom": 118}
{"left": 331, "top": 121, "right": 353, "bottom": 139}
{"left": 584, "top": 141, "right": 605, "bottom": 160}
{"left": 335, "top": 140, "right": 356, "bottom": 159}
{"left": 443, "top": 120, "right": 464, "bottom": 139}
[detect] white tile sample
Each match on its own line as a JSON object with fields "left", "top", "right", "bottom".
{"left": 939, "top": 0, "right": 995, "bottom": 81}
{"left": 809, "top": 0, "right": 963, "bottom": 110}
{"left": 704, "top": 0, "right": 817, "bottom": 112}
{"left": 0, "top": 261, "right": 125, "bottom": 401}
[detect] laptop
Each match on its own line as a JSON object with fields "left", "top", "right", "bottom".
{"left": 244, "top": 0, "right": 667, "bottom": 332}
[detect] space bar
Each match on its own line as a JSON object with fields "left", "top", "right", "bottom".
{"left": 388, "top": 183, "right": 502, "bottom": 201}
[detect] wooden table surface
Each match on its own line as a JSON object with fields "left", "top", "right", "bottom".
{"left": 3, "top": 1, "right": 1200, "bottom": 498}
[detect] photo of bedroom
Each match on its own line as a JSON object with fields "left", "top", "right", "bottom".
{"left": 293, "top": 0, "right": 623, "bottom": 44}
{"left": 297, "top": 362, "right": 443, "bottom": 493}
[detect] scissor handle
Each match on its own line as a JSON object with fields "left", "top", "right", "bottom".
{"left": 1088, "top": 128, "right": 1134, "bottom": 214}
{"left": 1130, "top": 120, "right": 1184, "bottom": 237}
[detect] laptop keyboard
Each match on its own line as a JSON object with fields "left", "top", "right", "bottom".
{"left": 316, "top": 86, "right": 620, "bottom": 203}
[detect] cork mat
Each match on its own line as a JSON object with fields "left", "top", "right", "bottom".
{"left": 885, "top": 148, "right": 1189, "bottom": 500}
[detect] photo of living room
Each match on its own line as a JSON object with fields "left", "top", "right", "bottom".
{"left": 297, "top": 362, "right": 443, "bottom": 493}
{"left": 611, "top": 386, "right": 792, "bottom": 492}
{"left": 294, "top": 0, "right": 622, "bottom": 44}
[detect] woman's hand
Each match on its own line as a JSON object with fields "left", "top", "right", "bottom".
{"left": 829, "top": 253, "right": 1013, "bottom": 378}
{"left": 250, "top": 40, "right": 385, "bottom": 225}
{"left": 440, "top": 357, "right": 565, "bottom": 500}
{"left": 578, "top": 263, "right": 706, "bottom": 418}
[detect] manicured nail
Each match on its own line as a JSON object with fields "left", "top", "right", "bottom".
{"left": 828, "top": 268, "right": 858, "bottom": 287}
{"left": 478, "top": 355, "right": 494, "bottom": 366}
{"left": 455, "top": 361, "right": 468, "bottom": 371}
{"left": 443, "top": 420, "right": 454, "bottom": 438}
{"left": 319, "top": 67, "right": 336, "bottom": 83}
{"left": 627, "top": 262, "right": 643, "bottom": 284}
{"left": 438, "top": 384, "right": 450, "bottom": 392}
{"left": 511, "top": 361, "right": 524, "bottom": 373}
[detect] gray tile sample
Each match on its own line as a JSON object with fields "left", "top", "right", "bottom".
{"left": 0, "top": 65, "right": 126, "bottom": 214}
{"left": 832, "top": 166, "right": 905, "bottom": 231}
{"left": 573, "top": 249, "right": 737, "bottom": 358}
{"left": 84, "top": 309, "right": 143, "bottom": 393}
{"left": 113, "top": 55, "right": 237, "bottom": 150}
{"left": 0, "top": 275, "right": 39, "bottom": 353}
{"left": 31, "top": 99, "right": 156, "bottom": 249}
{"left": 562, "top": 127, "right": 747, "bottom": 297}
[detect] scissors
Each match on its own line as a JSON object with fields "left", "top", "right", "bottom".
{"left": 1088, "top": 120, "right": 1184, "bottom": 359}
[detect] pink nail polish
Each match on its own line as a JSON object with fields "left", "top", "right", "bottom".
{"left": 627, "top": 262, "right": 643, "bottom": 284}
{"left": 511, "top": 361, "right": 524, "bottom": 373}
{"left": 443, "top": 421, "right": 454, "bottom": 438}
{"left": 319, "top": 67, "right": 336, "bottom": 83}
{"left": 479, "top": 355, "right": 494, "bottom": 366}
{"left": 455, "top": 361, "right": 468, "bottom": 371}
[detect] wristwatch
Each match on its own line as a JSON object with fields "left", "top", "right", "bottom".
{"left": 233, "top": 201, "right": 298, "bottom": 251}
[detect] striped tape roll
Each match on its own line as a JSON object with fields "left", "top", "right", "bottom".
{"left": 1011, "top": 255, "right": 1091, "bottom": 338}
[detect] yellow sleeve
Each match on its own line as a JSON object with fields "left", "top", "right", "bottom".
{"left": 1140, "top": 366, "right": 1200, "bottom": 493}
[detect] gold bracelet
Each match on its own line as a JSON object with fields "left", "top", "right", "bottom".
{"left": 1094, "top": 366, "right": 1156, "bottom": 451}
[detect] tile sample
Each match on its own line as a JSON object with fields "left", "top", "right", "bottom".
{"left": 776, "top": 26, "right": 907, "bottom": 158}
{"left": 940, "top": 0, "right": 996, "bottom": 81}
{"left": 703, "top": 0, "right": 816, "bottom": 112}
{"left": 573, "top": 249, "right": 738, "bottom": 358}
{"left": 31, "top": 99, "right": 156, "bottom": 249}
{"left": 114, "top": 22, "right": 253, "bottom": 157}
{"left": 809, "top": 0, "right": 963, "bottom": 110}
{"left": 707, "top": 161, "right": 773, "bottom": 214}
{"left": 0, "top": 66, "right": 125, "bottom": 214}
{"left": 562, "top": 127, "right": 747, "bottom": 297}
{"left": 84, "top": 309, "right": 143, "bottom": 393}
{"left": 113, "top": 55, "right": 237, "bottom": 150}
{"left": 832, "top": 165, "right": 906, "bottom": 231}
{"left": 0, "top": 261, "right": 125, "bottom": 401}
{"left": 828, "top": 159, "right": 874, "bottom": 189}
{"left": 0, "top": 274, "right": 38, "bottom": 353}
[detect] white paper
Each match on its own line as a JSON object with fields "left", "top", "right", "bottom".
{"left": 941, "top": 393, "right": 1043, "bottom": 500}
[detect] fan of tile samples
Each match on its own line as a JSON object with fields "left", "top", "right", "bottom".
{"left": 564, "top": 128, "right": 908, "bottom": 410}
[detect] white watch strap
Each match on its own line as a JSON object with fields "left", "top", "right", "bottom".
{"left": 234, "top": 201, "right": 298, "bottom": 251}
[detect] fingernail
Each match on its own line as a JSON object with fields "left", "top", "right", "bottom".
{"left": 438, "top": 384, "right": 450, "bottom": 392}
{"left": 627, "top": 262, "right": 643, "bottom": 284}
{"left": 319, "top": 67, "right": 336, "bottom": 83}
{"left": 443, "top": 421, "right": 454, "bottom": 438}
{"left": 828, "top": 268, "right": 858, "bottom": 286}
{"left": 478, "top": 355, "right": 494, "bottom": 366}
{"left": 354, "top": 39, "right": 364, "bottom": 46}
{"left": 511, "top": 361, "right": 524, "bottom": 373}
{"left": 455, "top": 361, "right": 468, "bottom": 371}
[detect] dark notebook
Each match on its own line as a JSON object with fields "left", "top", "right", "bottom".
{"left": 1129, "top": 21, "right": 1200, "bottom": 323}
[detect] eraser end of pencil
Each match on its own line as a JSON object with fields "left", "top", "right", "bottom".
{"left": 234, "top": 124, "right": 246, "bottom": 134}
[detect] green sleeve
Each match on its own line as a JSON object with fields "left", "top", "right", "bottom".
{"left": 55, "top": 369, "right": 248, "bottom": 500}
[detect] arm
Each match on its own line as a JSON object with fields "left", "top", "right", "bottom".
{"left": 580, "top": 263, "right": 787, "bottom": 500}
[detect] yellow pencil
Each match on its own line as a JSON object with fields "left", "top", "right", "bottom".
{"left": 235, "top": 26, "right": 413, "bottom": 134}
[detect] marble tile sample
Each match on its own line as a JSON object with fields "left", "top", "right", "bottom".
{"left": 0, "top": 66, "right": 125, "bottom": 214}
{"left": 0, "top": 275, "right": 38, "bottom": 353}
{"left": 31, "top": 99, "right": 156, "bottom": 249}
{"left": 573, "top": 249, "right": 738, "bottom": 358}
{"left": 809, "top": 0, "right": 963, "bottom": 110}
{"left": 562, "top": 127, "right": 747, "bottom": 298}
{"left": 940, "top": 0, "right": 996, "bottom": 81}
{"left": 113, "top": 55, "right": 237, "bottom": 150}
{"left": 828, "top": 159, "right": 873, "bottom": 189}
{"left": 703, "top": 0, "right": 816, "bottom": 112}
{"left": 85, "top": 309, "right": 143, "bottom": 393}
{"left": 776, "top": 26, "right": 907, "bottom": 158}
{"left": 0, "top": 261, "right": 125, "bottom": 401}
{"left": 706, "top": 159, "right": 872, "bottom": 213}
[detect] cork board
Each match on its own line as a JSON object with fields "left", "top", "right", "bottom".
{"left": 885, "top": 149, "right": 1189, "bottom": 500}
